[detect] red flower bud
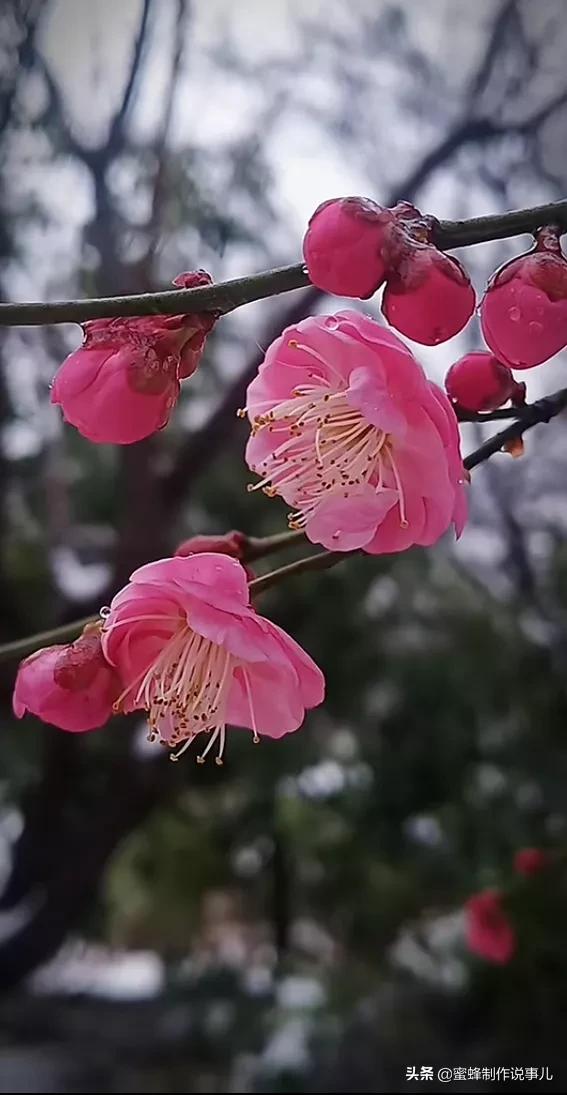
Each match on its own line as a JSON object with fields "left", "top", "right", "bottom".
{"left": 175, "top": 531, "right": 254, "bottom": 580}
{"left": 445, "top": 352, "right": 526, "bottom": 413}
{"left": 481, "top": 226, "right": 567, "bottom": 368}
{"left": 303, "top": 196, "right": 395, "bottom": 298}
{"left": 382, "top": 237, "right": 475, "bottom": 345}
{"left": 13, "top": 622, "right": 120, "bottom": 732}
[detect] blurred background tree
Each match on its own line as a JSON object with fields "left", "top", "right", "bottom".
{"left": 1, "top": 0, "right": 567, "bottom": 1090}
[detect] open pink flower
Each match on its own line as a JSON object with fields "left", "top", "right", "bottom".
{"left": 243, "top": 311, "right": 467, "bottom": 554}
{"left": 101, "top": 553, "right": 325, "bottom": 762}
{"left": 465, "top": 890, "right": 516, "bottom": 965}
{"left": 13, "top": 623, "right": 120, "bottom": 732}
{"left": 51, "top": 271, "right": 216, "bottom": 444}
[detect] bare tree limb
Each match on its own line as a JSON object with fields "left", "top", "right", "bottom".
{"left": 463, "top": 388, "right": 567, "bottom": 471}
{"left": 1, "top": 198, "right": 566, "bottom": 327}
{"left": 106, "top": 0, "right": 152, "bottom": 151}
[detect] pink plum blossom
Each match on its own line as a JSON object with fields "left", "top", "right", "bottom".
{"left": 480, "top": 227, "right": 567, "bottom": 368}
{"left": 243, "top": 310, "right": 467, "bottom": 554}
{"left": 51, "top": 271, "right": 216, "bottom": 444}
{"left": 465, "top": 889, "right": 516, "bottom": 965}
{"left": 13, "top": 623, "right": 120, "bottom": 732}
{"left": 101, "top": 553, "right": 325, "bottom": 763}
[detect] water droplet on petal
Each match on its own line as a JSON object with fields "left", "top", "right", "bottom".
{"left": 99, "top": 605, "right": 111, "bottom": 619}
{"left": 528, "top": 321, "right": 543, "bottom": 336}
{"left": 509, "top": 307, "right": 521, "bottom": 322}
{"left": 325, "top": 317, "right": 340, "bottom": 330}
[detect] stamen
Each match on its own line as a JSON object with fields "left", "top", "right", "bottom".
{"left": 170, "top": 735, "right": 197, "bottom": 762}
{"left": 242, "top": 669, "right": 260, "bottom": 744}
{"left": 288, "top": 340, "right": 344, "bottom": 384}
{"left": 196, "top": 724, "right": 223, "bottom": 764}
{"left": 110, "top": 619, "right": 239, "bottom": 763}
{"left": 386, "top": 448, "right": 409, "bottom": 527}
{"left": 248, "top": 370, "right": 410, "bottom": 538}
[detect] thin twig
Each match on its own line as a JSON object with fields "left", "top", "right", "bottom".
{"left": 0, "top": 530, "right": 307, "bottom": 663}
{"left": 3, "top": 384, "right": 567, "bottom": 664}
{"left": 245, "top": 529, "right": 305, "bottom": 561}
{"left": 249, "top": 549, "right": 347, "bottom": 594}
{"left": 464, "top": 387, "right": 567, "bottom": 470}
{"left": 0, "top": 617, "right": 96, "bottom": 663}
{"left": 1, "top": 200, "right": 566, "bottom": 327}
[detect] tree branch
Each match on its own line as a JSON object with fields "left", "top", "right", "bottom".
{"left": 248, "top": 549, "right": 347, "bottom": 594}
{"left": 0, "top": 529, "right": 306, "bottom": 663}
{"left": 1, "top": 199, "right": 566, "bottom": 327}
{"left": 106, "top": 0, "right": 152, "bottom": 151}
{"left": 463, "top": 387, "right": 567, "bottom": 471}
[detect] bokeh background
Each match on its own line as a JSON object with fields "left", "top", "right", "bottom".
{"left": 2, "top": 1, "right": 567, "bottom": 1091}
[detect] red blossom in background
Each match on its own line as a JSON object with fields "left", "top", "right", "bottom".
{"left": 445, "top": 351, "right": 526, "bottom": 413}
{"left": 51, "top": 270, "right": 216, "bottom": 444}
{"left": 514, "top": 848, "right": 549, "bottom": 877}
{"left": 481, "top": 226, "right": 567, "bottom": 368}
{"left": 465, "top": 890, "right": 516, "bottom": 965}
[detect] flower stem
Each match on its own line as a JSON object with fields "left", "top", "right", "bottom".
{"left": 249, "top": 550, "right": 348, "bottom": 595}
{"left": 244, "top": 529, "right": 305, "bottom": 561}
{"left": 464, "top": 386, "right": 567, "bottom": 470}
{"left": 0, "top": 617, "right": 97, "bottom": 663}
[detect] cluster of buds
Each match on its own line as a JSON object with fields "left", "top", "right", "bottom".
{"left": 304, "top": 198, "right": 567, "bottom": 425}
{"left": 303, "top": 197, "right": 476, "bottom": 345}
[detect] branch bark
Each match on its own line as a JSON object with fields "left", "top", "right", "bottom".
{"left": 1, "top": 199, "right": 566, "bottom": 327}
{"left": 463, "top": 387, "right": 567, "bottom": 471}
